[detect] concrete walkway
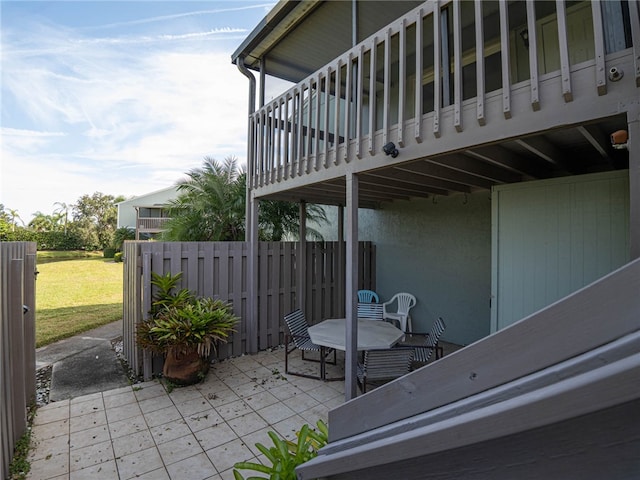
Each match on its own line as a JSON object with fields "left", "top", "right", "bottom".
{"left": 36, "top": 321, "right": 130, "bottom": 401}
{"left": 28, "top": 326, "right": 346, "bottom": 480}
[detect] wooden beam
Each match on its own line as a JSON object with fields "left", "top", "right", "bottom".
{"left": 398, "top": 161, "right": 496, "bottom": 190}
{"left": 429, "top": 153, "right": 522, "bottom": 184}
{"left": 515, "top": 136, "right": 573, "bottom": 171}
{"left": 366, "top": 171, "right": 453, "bottom": 195}
{"left": 380, "top": 168, "right": 470, "bottom": 193}
{"left": 577, "top": 125, "right": 614, "bottom": 165}
{"left": 466, "top": 145, "right": 554, "bottom": 179}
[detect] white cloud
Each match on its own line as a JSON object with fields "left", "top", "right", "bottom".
{"left": 1, "top": 6, "right": 257, "bottom": 219}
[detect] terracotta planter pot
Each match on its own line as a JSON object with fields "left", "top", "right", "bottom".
{"left": 163, "top": 348, "right": 209, "bottom": 386}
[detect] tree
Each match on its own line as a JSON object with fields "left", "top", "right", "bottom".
{"left": 112, "top": 227, "right": 136, "bottom": 251}
{"left": 28, "top": 211, "right": 57, "bottom": 232}
{"left": 162, "top": 157, "right": 246, "bottom": 241}
{"left": 72, "top": 192, "right": 125, "bottom": 250}
{"left": 162, "top": 156, "right": 327, "bottom": 242}
{"left": 5, "top": 207, "right": 23, "bottom": 232}
{"left": 53, "top": 202, "right": 70, "bottom": 234}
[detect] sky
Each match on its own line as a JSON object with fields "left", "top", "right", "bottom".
{"left": 0, "top": 0, "right": 278, "bottom": 221}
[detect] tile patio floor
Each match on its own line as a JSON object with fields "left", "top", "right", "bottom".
{"left": 26, "top": 348, "right": 347, "bottom": 480}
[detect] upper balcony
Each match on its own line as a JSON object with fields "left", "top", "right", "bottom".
{"left": 234, "top": 1, "right": 638, "bottom": 208}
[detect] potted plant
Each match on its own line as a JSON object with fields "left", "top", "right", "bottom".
{"left": 136, "top": 272, "right": 238, "bottom": 385}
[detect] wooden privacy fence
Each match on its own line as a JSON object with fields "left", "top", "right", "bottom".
{"left": 0, "top": 242, "right": 37, "bottom": 479}
{"left": 123, "top": 241, "right": 375, "bottom": 380}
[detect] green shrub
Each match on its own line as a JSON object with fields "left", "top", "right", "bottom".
{"left": 103, "top": 248, "right": 116, "bottom": 258}
{"left": 233, "top": 420, "right": 328, "bottom": 479}
{"left": 114, "top": 252, "right": 123, "bottom": 262}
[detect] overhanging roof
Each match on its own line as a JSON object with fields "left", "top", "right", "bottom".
{"left": 231, "top": 1, "right": 423, "bottom": 83}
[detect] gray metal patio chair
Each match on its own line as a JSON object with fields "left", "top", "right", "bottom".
{"left": 400, "top": 317, "right": 447, "bottom": 368}
{"left": 356, "top": 348, "right": 414, "bottom": 393}
{"left": 284, "top": 309, "right": 336, "bottom": 380}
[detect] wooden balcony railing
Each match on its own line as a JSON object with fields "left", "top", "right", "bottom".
{"left": 137, "top": 217, "right": 170, "bottom": 231}
{"left": 248, "top": 0, "right": 639, "bottom": 192}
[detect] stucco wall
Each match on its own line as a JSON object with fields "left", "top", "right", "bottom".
{"left": 319, "top": 192, "right": 492, "bottom": 346}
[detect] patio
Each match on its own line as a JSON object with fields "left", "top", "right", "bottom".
{"left": 26, "top": 348, "right": 346, "bottom": 480}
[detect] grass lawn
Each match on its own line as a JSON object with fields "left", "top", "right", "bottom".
{"left": 36, "top": 252, "right": 123, "bottom": 347}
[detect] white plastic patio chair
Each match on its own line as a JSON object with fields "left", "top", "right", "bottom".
{"left": 382, "top": 292, "right": 416, "bottom": 332}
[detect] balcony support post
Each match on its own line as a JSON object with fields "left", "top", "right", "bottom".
{"left": 629, "top": 105, "right": 640, "bottom": 260}
{"left": 345, "top": 173, "right": 359, "bottom": 401}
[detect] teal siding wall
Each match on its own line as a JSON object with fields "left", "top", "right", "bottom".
{"left": 320, "top": 192, "right": 492, "bottom": 346}
{"left": 492, "top": 171, "right": 630, "bottom": 331}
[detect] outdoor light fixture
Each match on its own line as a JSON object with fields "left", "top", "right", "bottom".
{"left": 383, "top": 142, "right": 399, "bottom": 158}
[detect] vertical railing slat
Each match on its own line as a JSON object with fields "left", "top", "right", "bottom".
{"left": 259, "top": 109, "right": 266, "bottom": 187}
{"left": 415, "top": 8, "right": 423, "bottom": 143}
{"left": 368, "top": 37, "right": 377, "bottom": 155}
{"left": 433, "top": 1, "right": 442, "bottom": 138}
{"left": 629, "top": 0, "right": 640, "bottom": 87}
{"left": 344, "top": 53, "right": 353, "bottom": 163}
{"left": 314, "top": 72, "right": 322, "bottom": 171}
{"left": 590, "top": 0, "right": 607, "bottom": 95}
{"left": 477, "top": 1, "right": 487, "bottom": 124}
{"left": 307, "top": 80, "right": 314, "bottom": 174}
{"left": 398, "top": 19, "right": 406, "bottom": 147}
{"left": 334, "top": 60, "right": 343, "bottom": 166}
{"left": 453, "top": 0, "right": 462, "bottom": 132}
{"left": 556, "top": 0, "right": 573, "bottom": 102}
{"left": 384, "top": 29, "right": 392, "bottom": 146}
{"left": 297, "top": 86, "right": 305, "bottom": 175}
{"left": 526, "top": 0, "right": 541, "bottom": 111}
{"left": 324, "top": 66, "right": 332, "bottom": 166}
{"left": 269, "top": 103, "right": 276, "bottom": 184}
{"left": 356, "top": 45, "right": 365, "bottom": 159}
{"left": 499, "top": 0, "right": 512, "bottom": 119}
{"left": 276, "top": 99, "right": 283, "bottom": 182}
{"left": 284, "top": 94, "right": 291, "bottom": 179}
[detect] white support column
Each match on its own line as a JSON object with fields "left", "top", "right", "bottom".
{"left": 629, "top": 106, "right": 640, "bottom": 259}
{"left": 298, "top": 202, "right": 307, "bottom": 311}
{"left": 247, "top": 195, "right": 259, "bottom": 353}
{"left": 345, "top": 174, "right": 359, "bottom": 401}
{"left": 338, "top": 205, "right": 345, "bottom": 318}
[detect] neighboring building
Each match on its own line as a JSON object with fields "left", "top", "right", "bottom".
{"left": 116, "top": 186, "right": 178, "bottom": 240}
{"left": 232, "top": 1, "right": 639, "bottom": 477}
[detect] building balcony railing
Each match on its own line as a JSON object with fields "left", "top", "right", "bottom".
{"left": 137, "top": 217, "right": 170, "bottom": 232}
{"left": 247, "top": 0, "right": 639, "bottom": 195}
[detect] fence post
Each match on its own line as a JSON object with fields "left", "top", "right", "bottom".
{"left": 9, "top": 259, "right": 26, "bottom": 446}
{"left": 23, "top": 253, "right": 37, "bottom": 404}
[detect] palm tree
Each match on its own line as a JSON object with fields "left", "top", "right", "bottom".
{"left": 257, "top": 195, "right": 327, "bottom": 241}
{"left": 29, "top": 211, "right": 55, "bottom": 232}
{"left": 53, "top": 202, "right": 69, "bottom": 234}
{"left": 7, "top": 208, "right": 22, "bottom": 232}
{"left": 162, "top": 156, "right": 327, "bottom": 242}
{"left": 163, "top": 157, "right": 246, "bottom": 241}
